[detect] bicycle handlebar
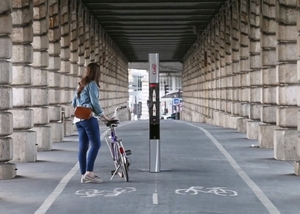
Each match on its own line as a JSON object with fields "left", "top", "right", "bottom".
{"left": 112, "top": 105, "right": 127, "bottom": 118}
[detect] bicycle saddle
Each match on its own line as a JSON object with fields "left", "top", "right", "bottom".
{"left": 106, "top": 119, "right": 119, "bottom": 127}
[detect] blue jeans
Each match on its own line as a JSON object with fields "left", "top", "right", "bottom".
{"left": 76, "top": 117, "right": 101, "bottom": 175}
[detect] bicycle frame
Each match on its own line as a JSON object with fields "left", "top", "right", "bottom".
{"left": 104, "top": 106, "right": 130, "bottom": 182}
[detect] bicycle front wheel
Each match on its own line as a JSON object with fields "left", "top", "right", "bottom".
{"left": 117, "top": 142, "right": 129, "bottom": 182}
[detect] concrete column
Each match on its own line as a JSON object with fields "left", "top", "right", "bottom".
{"left": 229, "top": 1, "right": 243, "bottom": 129}
{"left": 258, "top": 1, "right": 278, "bottom": 148}
{"left": 216, "top": 15, "right": 226, "bottom": 126}
{"left": 237, "top": 0, "right": 251, "bottom": 133}
{"left": 48, "top": 0, "right": 63, "bottom": 142}
{"left": 211, "top": 24, "right": 220, "bottom": 125}
{"left": 77, "top": 4, "right": 85, "bottom": 78}
{"left": 181, "top": 51, "right": 193, "bottom": 121}
{"left": 274, "top": 1, "right": 298, "bottom": 160}
{"left": 101, "top": 32, "right": 110, "bottom": 112}
{"left": 31, "top": 0, "right": 51, "bottom": 151}
{"left": 60, "top": 0, "right": 73, "bottom": 136}
{"left": 224, "top": 7, "right": 233, "bottom": 125}
{"left": 89, "top": 17, "right": 96, "bottom": 63}
{"left": 69, "top": 0, "right": 79, "bottom": 133}
{"left": 93, "top": 21, "right": 100, "bottom": 63}
{"left": 202, "top": 38, "right": 210, "bottom": 120}
{"left": 0, "top": 0, "right": 17, "bottom": 179}
{"left": 100, "top": 33, "right": 112, "bottom": 110}
{"left": 84, "top": 10, "right": 91, "bottom": 66}
{"left": 244, "top": 0, "right": 262, "bottom": 140}
{"left": 294, "top": 1, "right": 300, "bottom": 174}
{"left": 11, "top": 0, "right": 37, "bottom": 162}
{"left": 209, "top": 28, "right": 217, "bottom": 125}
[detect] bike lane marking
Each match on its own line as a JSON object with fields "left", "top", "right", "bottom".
{"left": 181, "top": 122, "right": 281, "bottom": 214}
{"left": 75, "top": 187, "right": 136, "bottom": 198}
{"left": 175, "top": 186, "right": 238, "bottom": 197}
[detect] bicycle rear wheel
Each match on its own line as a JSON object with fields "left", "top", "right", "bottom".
{"left": 117, "top": 142, "right": 129, "bottom": 182}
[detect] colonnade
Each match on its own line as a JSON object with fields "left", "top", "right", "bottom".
{"left": 182, "top": 0, "right": 300, "bottom": 175}
{"left": 0, "top": 0, "right": 129, "bottom": 179}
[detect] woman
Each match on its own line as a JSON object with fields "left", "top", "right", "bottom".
{"left": 72, "top": 63, "right": 111, "bottom": 184}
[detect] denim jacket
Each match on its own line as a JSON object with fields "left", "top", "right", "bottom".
{"left": 72, "top": 81, "right": 104, "bottom": 117}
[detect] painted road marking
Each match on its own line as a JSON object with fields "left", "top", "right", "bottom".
{"left": 182, "top": 121, "right": 281, "bottom": 214}
{"left": 34, "top": 163, "right": 79, "bottom": 214}
{"left": 175, "top": 186, "right": 238, "bottom": 197}
{"left": 152, "top": 193, "right": 158, "bottom": 204}
{"left": 153, "top": 173, "right": 159, "bottom": 204}
{"left": 75, "top": 187, "right": 136, "bottom": 198}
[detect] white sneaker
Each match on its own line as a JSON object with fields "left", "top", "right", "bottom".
{"left": 82, "top": 174, "right": 103, "bottom": 184}
{"left": 81, "top": 175, "right": 90, "bottom": 183}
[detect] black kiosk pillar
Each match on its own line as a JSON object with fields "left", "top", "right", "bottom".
{"left": 148, "top": 53, "right": 160, "bottom": 172}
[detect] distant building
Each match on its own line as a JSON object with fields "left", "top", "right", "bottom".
{"left": 128, "top": 69, "right": 182, "bottom": 120}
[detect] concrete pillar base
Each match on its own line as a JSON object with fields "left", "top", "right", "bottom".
{"left": 199, "top": 115, "right": 206, "bottom": 123}
{"left": 219, "top": 112, "right": 225, "bottom": 127}
{"left": 0, "top": 162, "right": 17, "bottom": 179}
{"left": 274, "top": 129, "right": 300, "bottom": 161}
{"left": 206, "top": 118, "right": 214, "bottom": 125}
{"left": 12, "top": 130, "right": 37, "bottom": 162}
{"left": 191, "top": 111, "right": 198, "bottom": 122}
{"left": 294, "top": 161, "right": 300, "bottom": 176}
{"left": 229, "top": 116, "right": 243, "bottom": 129}
{"left": 246, "top": 120, "right": 263, "bottom": 140}
{"left": 32, "top": 125, "right": 52, "bottom": 151}
{"left": 64, "top": 119, "right": 73, "bottom": 136}
{"left": 213, "top": 111, "right": 220, "bottom": 126}
{"left": 237, "top": 118, "right": 251, "bottom": 133}
{"left": 224, "top": 114, "right": 231, "bottom": 128}
{"left": 258, "top": 124, "right": 278, "bottom": 148}
{"left": 50, "top": 122, "right": 64, "bottom": 142}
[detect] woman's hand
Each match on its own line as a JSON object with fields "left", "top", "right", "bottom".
{"left": 102, "top": 115, "right": 113, "bottom": 121}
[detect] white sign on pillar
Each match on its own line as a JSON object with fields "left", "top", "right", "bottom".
{"left": 149, "top": 54, "right": 159, "bottom": 84}
{"left": 148, "top": 53, "right": 160, "bottom": 173}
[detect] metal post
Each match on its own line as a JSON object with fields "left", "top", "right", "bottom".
{"left": 148, "top": 53, "right": 160, "bottom": 172}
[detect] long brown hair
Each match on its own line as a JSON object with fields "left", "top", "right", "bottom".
{"left": 77, "top": 63, "right": 101, "bottom": 97}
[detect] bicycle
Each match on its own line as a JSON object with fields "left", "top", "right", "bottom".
{"left": 104, "top": 106, "right": 131, "bottom": 182}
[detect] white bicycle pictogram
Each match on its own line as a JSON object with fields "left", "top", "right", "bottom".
{"left": 75, "top": 187, "right": 136, "bottom": 198}
{"left": 175, "top": 186, "right": 238, "bottom": 197}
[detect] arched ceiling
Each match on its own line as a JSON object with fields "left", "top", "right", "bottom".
{"left": 82, "top": 0, "right": 226, "bottom": 62}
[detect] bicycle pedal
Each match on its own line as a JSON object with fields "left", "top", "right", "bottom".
{"left": 125, "top": 150, "right": 132, "bottom": 155}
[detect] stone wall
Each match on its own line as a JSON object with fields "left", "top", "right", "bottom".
{"left": 0, "top": 0, "right": 16, "bottom": 179}
{"left": 0, "top": 0, "right": 129, "bottom": 179}
{"left": 182, "top": 0, "right": 300, "bottom": 175}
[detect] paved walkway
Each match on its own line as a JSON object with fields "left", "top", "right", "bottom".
{"left": 0, "top": 120, "right": 300, "bottom": 214}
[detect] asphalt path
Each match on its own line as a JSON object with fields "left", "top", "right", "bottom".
{"left": 0, "top": 120, "right": 300, "bottom": 214}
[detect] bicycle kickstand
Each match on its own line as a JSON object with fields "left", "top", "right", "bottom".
{"left": 110, "top": 164, "right": 121, "bottom": 180}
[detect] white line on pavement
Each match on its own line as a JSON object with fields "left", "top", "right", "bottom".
{"left": 152, "top": 193, "right": 158, "bottom": 204}
{"left": 183, "top": 122, "right": 281, "bottom": 214}
{"left": 34, "top": 163, "right": 79, "bottom": 214}
{"left": 34, "top": 130, "right": 109, "bottom": 214}
{"left": 153, "top": 173, "right": 158, "bottom": 204}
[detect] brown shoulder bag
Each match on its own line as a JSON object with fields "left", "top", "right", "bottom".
{"left": 74, "top": 106, "right": 92, "bottom": 120}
